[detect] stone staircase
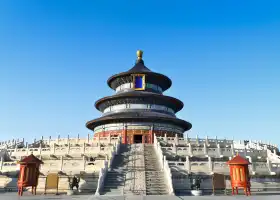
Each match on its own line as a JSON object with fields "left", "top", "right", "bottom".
{"left": 101, "top": 144, "right": 129, "bottom": 195}
{"left": 144, "top": 144, "right": 168, "bottom": 195}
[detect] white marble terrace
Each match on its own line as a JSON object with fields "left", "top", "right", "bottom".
{"left": 155, "top": 134, "right": 280, "bottom": 176}
{"left": 0, "top": 135, "right": 121, "bottom": 194}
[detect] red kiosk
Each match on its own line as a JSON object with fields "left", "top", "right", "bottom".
{"left": 226, "top": 154, "right": 251, "bottom": 196}
{"left": 17, "top": 154, "right": 43, "bottom": 196}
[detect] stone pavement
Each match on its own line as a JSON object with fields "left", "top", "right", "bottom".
{"left": 1, "top": 194, "right": 280, "bottom": 200}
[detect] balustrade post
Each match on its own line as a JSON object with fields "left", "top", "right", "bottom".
{"left": 203, "top": 143, "right": 207, "bottom": 155}
{"left": 60, "top": 156, "right": 64, "bottom": 171}
{"left": 83, "top": 155, "right": 86, "bottom": 170}
{"left": 215, "top": 136, "right": 218, "bottom": 145}
{"left": 208, "top": 156, "right": 213, "bottom": 173}
{"left": 173, "top": 143, "right": 177, "bottom": 154}
{"left": 175, "top": 134, "right": 179, "bottom": 145}
{"left": 87, "top": 133, "right": 90, "bottom": 143}
{"left": 48, "top": 136, "right": 51, "bottom": 146}
{"left": 67, "top": 142, "right": 70, "bottom": 154}
{"left": 188, "top": 143, "right": 193, "bottom": 156}
{"left": 231, "top": 144, "right": 234, "bottom": 156}
{"left": 163, "top": 156, "right": 166, "bottom": 170}
{"left": 266, "top": 158, "right": 272, "bottom": 173}
{"left": 164, "top": 134, "right": 167, "bottom": 142}
{"left": 26, "top": 142, "right": 29, "bottom": 155}
{"left": 39, "top": 143, "right": 42, "bottom": 156}
{"left": 196, "top": 135, "right": 199, "bottom": 144}
{"left": 205, "top": 136, "right": 209, "bottom": 145}
{"left": 217, "top": 143, "right": 221, "bottom": 157}
{"left": 185, "top": 156, "right": 190, "bottom": 171}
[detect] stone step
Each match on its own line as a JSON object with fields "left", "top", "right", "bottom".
{"left": 103, "top": 185, "right": 124, "bottom": 189}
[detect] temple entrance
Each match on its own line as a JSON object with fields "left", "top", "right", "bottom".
{"left": 133, "top": 135, "right": 143, "bottom": 143}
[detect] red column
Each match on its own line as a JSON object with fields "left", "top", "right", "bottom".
{"left": 122, "top": 127, "right": 127, "bottom": 144}
{"left": 142, "top": 135, "right": 145, "bottom": 143}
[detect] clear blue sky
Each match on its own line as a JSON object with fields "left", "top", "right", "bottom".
{"left": 0, "top": 1, "right": 280, "bottom": 146}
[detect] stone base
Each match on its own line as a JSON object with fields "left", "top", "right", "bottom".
{"left": 191, "top": 190, "right": 202, "bottom": 196}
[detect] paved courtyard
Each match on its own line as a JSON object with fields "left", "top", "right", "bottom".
{"left": 1, "top": 193, "right": 280, "bottom": 200}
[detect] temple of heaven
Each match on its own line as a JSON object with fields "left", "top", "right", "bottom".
{"left": 86, "top": 50, "right": 192, "bottom": 144}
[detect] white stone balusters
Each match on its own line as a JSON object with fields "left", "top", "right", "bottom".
{"left": 164, "top": 134, "right": 167, "bottom": 142}
{"left": 26, "top": 142, "right": 29, "bottom": 155}
{"left": 208, "top": 157, "right": 213, "bottom": 174}
{"left": 39, "top": 143, "right": 42, "bottom": 155}
{"left": 14, "top": 143, "right": 18, "bottom": 153}
{"left": 215, "top": 136, "right": 218, "bottom": 145}
{"left": 60, "top": 156, "right": 63, "bottom": 171}
{"left": 267, "top": 158, "right": 274, "bottom": 175}
{"left": 185, "top": 133, "right": 189, "bottom": 144}
{"left": 217, "top": 143, "right": 222, "bottom": 157}
{"left": 188, "top": 143, "right": 193, "bottom": 156}
{"left": 175, "top": 134, "right": 179, "bottom": 145}
{"left": 185, "top": 156, "right": 190, "bottom": 171}
{"left": 203, "top": 143, "right": 207, "bottom": 155}
{"left": 205, "top": 136, "right": 209, "bottom": 146}
{"left": 173, "top": 143, "right": 177, "bottom": 154}
{"left": 246, "top": 156, "right": 254, "bottom": 174}
{"left": 83, "top": 155, "right": 86, "bottom": 170}
{"left": 83, "top": 142, "right": 86, "bottom": 154}
{"left": 231, "top": 143, "right": 235, "bottom": 156}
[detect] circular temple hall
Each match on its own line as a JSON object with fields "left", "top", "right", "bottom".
{"left": 86, "top": 50, "right": 192, "bottom": 144}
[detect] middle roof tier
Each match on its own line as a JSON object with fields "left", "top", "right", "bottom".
{"left": 95, "top": 91, "right": 184, "bottom": 113}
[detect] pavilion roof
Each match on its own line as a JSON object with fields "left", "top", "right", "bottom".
{"left": 18, "top": 154, "right": 43, "bottom": 164}
{"left": 226, "top": 154, "right": 250, "bottom": 165}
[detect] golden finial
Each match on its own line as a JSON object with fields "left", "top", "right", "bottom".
{"left": 136, "top": 50, "right": 143, "bottom": 60}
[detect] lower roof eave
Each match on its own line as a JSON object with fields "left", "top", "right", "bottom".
{"left": 86, "top": 116, "right": 192, "bottom": 132}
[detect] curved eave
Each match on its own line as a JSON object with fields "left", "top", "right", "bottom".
{"left": 95, "top": 91, "right": 184, "bottom": 113}
{"left": 86, "top": 115, "right": 192, "bottom": 132}
{"left": 107, "top": 71, "right": 172, "bottom": 91}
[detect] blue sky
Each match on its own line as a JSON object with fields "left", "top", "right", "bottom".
{"left": 0, "top": 1, "right": 280, "bottom": 146}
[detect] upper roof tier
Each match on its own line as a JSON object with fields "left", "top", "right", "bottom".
{"left": 107, "top": 50, "right": 172, "bottom": 92}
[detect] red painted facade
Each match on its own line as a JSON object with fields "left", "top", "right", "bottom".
{"left": 93, "top": 129, "right": 183, "bottom": 144}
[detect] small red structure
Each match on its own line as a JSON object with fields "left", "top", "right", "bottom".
{"left": 17, "top": 154, "right": 43, "bottom": 196}
{"left": 226, "top": 154, "right": 251, "bottom": 196}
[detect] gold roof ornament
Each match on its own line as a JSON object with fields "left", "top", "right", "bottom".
{"left": 136, "top": 50, "right": 143, "bottom": 60}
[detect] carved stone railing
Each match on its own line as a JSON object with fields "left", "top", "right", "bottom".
{"left": 154, "top": 135, "right": 174, "bottom": 195}
{"left": 94, "top": 137, "right": 121, "bottom": 195}
{"left": 7, "top": 143, "right": 115, "bottom": 158}
{"left": 95, "top": 160, "right": 108, "bottom": 195}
